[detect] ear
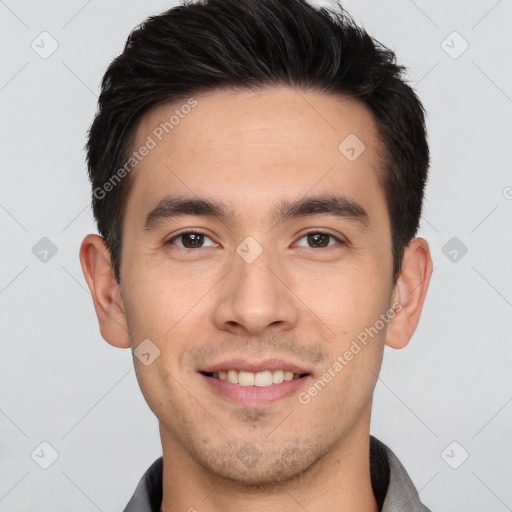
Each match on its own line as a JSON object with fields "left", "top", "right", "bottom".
{"left": 79, "top": 234, "right": 131, "bottom": 348}
{"left": 385, "top": 237, "right": 433, "bottom": 350}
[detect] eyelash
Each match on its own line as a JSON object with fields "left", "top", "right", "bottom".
{"left": 165, "top": 230, "right": 344, "bottom": 249}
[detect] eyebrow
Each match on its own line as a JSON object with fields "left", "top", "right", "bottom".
{"left": 143, "top": 193, "right": 369, "bottom": 230}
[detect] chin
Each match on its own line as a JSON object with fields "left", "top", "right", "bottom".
{"left": 192, "top": 439, "right": 332, "bottom": 489}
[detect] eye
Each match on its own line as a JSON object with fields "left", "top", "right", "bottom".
{"left": 166, "top": 230, "right": 218, "bottom": 249}
{"left": 294, "top": 231, "right": 343, "bottom": 249}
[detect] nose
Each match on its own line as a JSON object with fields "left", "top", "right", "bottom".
{"left": 212, "top": 247, "right": 300, "bottom": 337}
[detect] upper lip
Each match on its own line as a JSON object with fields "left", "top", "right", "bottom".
{"left": 199, "top": 357, "right": 311, "bottom": 375}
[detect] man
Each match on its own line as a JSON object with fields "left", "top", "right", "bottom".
{"left": 79, "top": 0, "right": 433, "bottom": 510}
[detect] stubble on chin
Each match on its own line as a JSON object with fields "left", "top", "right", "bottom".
{"left": 175, "top": 417, "right": 336, "bottom": 489}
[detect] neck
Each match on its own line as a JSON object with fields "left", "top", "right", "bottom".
{"left": 159, "top": 418, "right": 379, "bottom": 512}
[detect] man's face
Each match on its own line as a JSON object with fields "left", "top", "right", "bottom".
{"left": 120, "top": 86, "right": 395, "bottom": 484}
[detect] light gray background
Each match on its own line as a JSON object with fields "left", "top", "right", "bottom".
{"left": 1, "top": 0, "right": 511, "bottom": 510}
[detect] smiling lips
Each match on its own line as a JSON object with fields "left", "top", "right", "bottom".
{"left": 204, "top": 369, "right": 304, "bottom": 386}
{"left": 199, "top": 358, "right": 311, "bottom": 405}
{"left": 200, "top": 358, "right": 310, "bottom": 386}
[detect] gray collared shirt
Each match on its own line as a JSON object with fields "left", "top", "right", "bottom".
{"left": 123, "top": 436, "right": 432, "bottom": 511}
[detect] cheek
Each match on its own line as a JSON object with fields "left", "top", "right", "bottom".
{"left": 132, "top": 363, "right": 190, "bottom": 426}
{"left": 122, "top": 265, "right": 208, "bottom": 389}
{"left": 122, "top": 262, "right": 200, "bottom": 341}
{"left": 294, "top": 262, "right": 391, "bottom": 403}
{"left": 293, "top": 261, "right": 392, "bottom": 337}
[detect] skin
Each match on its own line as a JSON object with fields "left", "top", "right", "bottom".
{"left": 80, "top": 85, "right": 432, "bottom": 512}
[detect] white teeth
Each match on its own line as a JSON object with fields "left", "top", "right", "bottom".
{"left": 227, "top": 369, "right": 239, "bottom": 384}
{"left": 238, "top": 371, "right": 254, "bottom": 386}
{"left": 272, "top": 370, "right": 284, "bottom": 384}
{"left": 209, "top": 369, "right": 304, "bottom": 387}
{"left": 254, "top": 371, "right": 273, "bottom": 387}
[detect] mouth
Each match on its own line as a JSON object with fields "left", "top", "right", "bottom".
{"left": 200, "top": 369, "right": 309, "bottom": 387}
{"left": 198, "top": 359, "right": 312, "bottom": 406}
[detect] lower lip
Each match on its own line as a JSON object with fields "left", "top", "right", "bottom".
{"left": 200, "top": 373, "right": 310, "bottom": 406}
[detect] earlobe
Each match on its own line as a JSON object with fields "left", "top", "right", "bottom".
{"left": 385, "top": 237, "right": 433, "bottom": 350}
{"left": 79, "top": 234, "right": 131, "bottom": 348}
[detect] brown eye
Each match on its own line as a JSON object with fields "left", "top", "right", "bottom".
{"left": 308, "top": 233, "right": 329, "bottom": 248}
{"left": 295, "top": 232, "right": 342, "bottom": 249}
{"left": 166, "top": 231, "right": 216, "bottom": 249}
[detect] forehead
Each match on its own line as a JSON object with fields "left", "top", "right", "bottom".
{"left": 124, "top": 86, "right": 386, "bottom": 230}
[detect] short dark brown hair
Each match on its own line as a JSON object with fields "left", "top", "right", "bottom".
{"left": 86, "top": 0, "right": 429, "bottom": 283}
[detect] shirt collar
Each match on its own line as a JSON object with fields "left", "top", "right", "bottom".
{"left": 123, "top": 436, "right": 431, "bottom": 512}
